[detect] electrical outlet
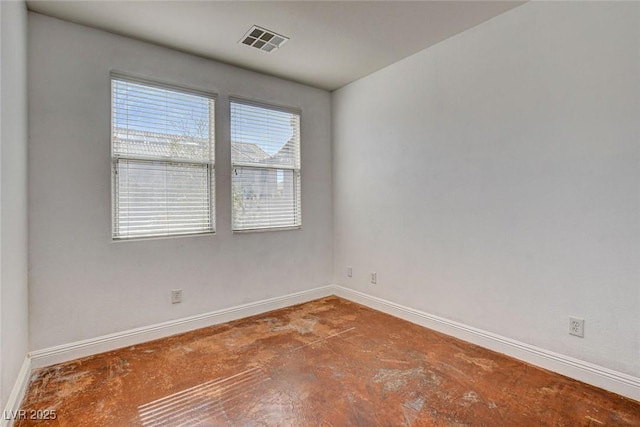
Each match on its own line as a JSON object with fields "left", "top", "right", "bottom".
{"left": 569, "top": 317, "right": 584, "bottom": 337}
{"left": 370, "top": 272, "right": 377, "bottom": 284}
{"left": 347, "top": 266, "right": 353, "bottom": 277}
{"left": 171, "top": 289, "right": 182, "bottom": 304}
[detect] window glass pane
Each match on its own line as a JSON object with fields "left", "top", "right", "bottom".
{"left": 113, "top": 80, "right": 214, "bottom": 163}
{"left": 232, "top": 167, "right": 300, "bottom": 231}
{"left": 115, "top": 160, "right": 213, "bottom": 238}
{"left": 230, "top": 102, "right": 299, "bottom": 169}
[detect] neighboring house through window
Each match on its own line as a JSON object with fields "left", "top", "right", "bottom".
{"left": 111, "top": 76, "right": 216, "bottom": 239}
{"left": 230, "top": 100, "right": 301, "bottom": 231}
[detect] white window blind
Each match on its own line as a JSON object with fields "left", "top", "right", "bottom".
{"left": 111, "top": 77, "right": 215, "bottom": 239}
{"left": 231, "top": 100, "right": 301, "bottom": 231}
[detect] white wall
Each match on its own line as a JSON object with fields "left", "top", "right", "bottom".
{"left": 28, "top": 13, "right": 332, "bottom": 350}
{"left": 333, "top": 1, "right": 639, "bottom": 378}
{"left": 0, "top": 0, "right": 30, "bottom": 407}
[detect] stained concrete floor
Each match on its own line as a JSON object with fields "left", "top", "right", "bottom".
{"left": 16, "top": 297, "right": 640, "bottom": 426}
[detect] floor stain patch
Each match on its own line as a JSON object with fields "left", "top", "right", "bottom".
{"left": 454, "top": 352, "right": 499, "bottom": 372}
{"left": 271, "top": 316, "right": 318, "bottom": 335}
{"left": 404, "top": 396, "right": 425, "bottom": 412}
{"left": 459, "top": 391, "right": 481, "bottom": 407}
{"left": 373, "top": 367, "right": 440, "bottom": 393}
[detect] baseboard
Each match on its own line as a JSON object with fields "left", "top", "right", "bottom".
{"left": 30, "top": 285, "right": 334, "bottom": 369}
{"left": 332, "top": 285, "right": 640, "bottom": 402}
{"left": 1, "top": 357, "right": 31, "bottom": 427}
{"left": 20, "top": 284, "right": 640, "bottom": 405}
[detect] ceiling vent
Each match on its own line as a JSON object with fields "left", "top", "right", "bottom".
{"left": 240, "top": 25, "right": 289, "bottom": 53}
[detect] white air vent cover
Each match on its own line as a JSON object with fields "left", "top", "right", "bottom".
{"left": 240, "top": 25, "right": 289, "bottom": 53}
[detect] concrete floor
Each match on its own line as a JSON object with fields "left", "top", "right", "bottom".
{"left": 16, "top": 297, "right": 640, "bottom": 426}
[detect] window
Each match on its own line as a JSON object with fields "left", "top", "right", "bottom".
{"left": 231, "top": 100, "right": 301, "bottom": 231}
{"left": 111, "top": 76, "right": 215, "bottom": 239}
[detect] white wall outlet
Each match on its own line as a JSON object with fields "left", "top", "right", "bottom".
{"left": 347, "top": 266, "right": 353, "bottom": 277}
{"left": 569, "top": 317, "right": 584, "bottom": 337}
{"left": 370, "top": 271, "right": 377, "bottom": 284}
{"left": 171, "top": 289, "right": 182, "bottom": 304}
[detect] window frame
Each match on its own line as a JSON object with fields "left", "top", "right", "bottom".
{"left": 229, "top": 97, "right": 302, "bottom": 233}
{"left": 110, "top": 73, "right": 217, "bottom": 241}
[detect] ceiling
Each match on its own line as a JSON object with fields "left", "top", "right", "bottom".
{"left": 26, "top": 1, "right": 525, "bottom": 91}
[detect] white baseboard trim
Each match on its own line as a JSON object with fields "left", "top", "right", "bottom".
{"left": 30, "top": 286, "right": 334, "bottom": 369}
{"left": 332, "top": 285, "right": 640, "bottom": 402}
{"left": 1, "top": 357, "right": 31, "bottom": 427}
{"left": 18, "top": 284, "right": 640, "bottom": 406}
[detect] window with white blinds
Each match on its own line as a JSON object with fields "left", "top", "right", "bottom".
{"left": 231, "top": 100, "right": 301, "bottom": 231}
{"left": 111, "top": 77, "right": 215, "bottom": 239}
